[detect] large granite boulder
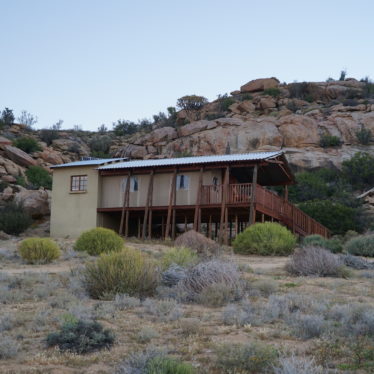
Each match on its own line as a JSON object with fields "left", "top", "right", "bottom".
{"left": 14, "top": 188, "right": 51, "bottom": 218}
{"left": 4, "top": 145, "right": 37, "bottom": 167}
{"left": 240, "top": 77, "right": 280, "bottom": 93}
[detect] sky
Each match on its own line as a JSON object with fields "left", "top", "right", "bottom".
{"left": 1, "top": 0, "right": 373, "bottom": 131}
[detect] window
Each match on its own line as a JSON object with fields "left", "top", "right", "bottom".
{"left": 177, "top": 174, "right": 189, "bottom": 190}
{"left": 121, "top": 176, "right": 139, "bottom": 193}
{"left": 70, "top": 175, "right": 87, "bottom": 192}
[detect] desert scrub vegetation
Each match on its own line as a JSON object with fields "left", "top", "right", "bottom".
{"left": 173, "top": 259, "right": 243, "bottom": 306}
{"left": 0, "top": 201, "right": 32, "bottom": 235}
{"left": 25, "top": 165, "right": 52, "bottom": 189}
{"left": 214, "top": 342, "right": 278, "bottom": 373}
{"left": 302, "top": 234, "right": 343, "bottom": 253}
{"left": 12, "top": 136, "right": 41, "bottom": 153}
{"left": 175, "top": 229, "right": 221, "bottom": 256}
{"left": 286, "top": 246, "right": 348, "bottom": 277}
{"left": 83, "top": 247, "right": 159, "bottom": 299}
{"left": 233, "top": 222, "right": 296, "bottom": 255}
{"left": 273, "top": 355, "right": 325, "bottom": 374}
{"left": 344, "top": 234, "right": 374, "bottom": 257}
{"left": 161, "top": 246, "right": 198, "bottom": 270}
{"left": 18, "top": 237, "right": 61, "bottom": 264}
{"left": 74, "top": 227, "right": 124, "bottom": 255}
{"left": 319, "top": 134, "right": 342, "bottom": 148}
{"left": 46, "top": 319, "right": 115, "bottom": 354}
{"left": 116, "top": 348, "right": 195, "bottom": 374}
{"left": 0, "top": 334, "right": 19, "bottom": 359}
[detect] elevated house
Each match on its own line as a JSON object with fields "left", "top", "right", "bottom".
{"left": 50, "top": 151, "right": 329, "bottom": 242}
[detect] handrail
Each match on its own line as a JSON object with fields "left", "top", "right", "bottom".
{"left": 200, "top": 183, "right": 330, "bottom": 237}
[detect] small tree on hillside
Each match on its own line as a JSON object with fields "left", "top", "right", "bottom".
{"left": 177, "top": 95, "right": 208, "bottom": 120}
{"left": 17, "top": 110, "right": 38, "bottom": 128}
{"left": 1, "top": 107, "right": 15, "bottom": 126}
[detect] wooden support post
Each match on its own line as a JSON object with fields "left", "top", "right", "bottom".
{"left": 161, "top": 216, "right": 165, "bottom": 238}
{"left": 261, "top": 213, "right": 265, "bottom": 223}
{"left": 142, "top": 170, "right": 154, "bottom": 240}
{"left": 184, "top": 215, "right": 187, "bottom": 232}
{"left": 249, "top": 164, "right": 258, "bottom": 225}
{"left": 171, "top": 170, "right": 177, "bottom": 240}
{"left": 214, "top": 221, "right": 218, "bottom": 240}
{"left": 235, "top": 215, "right": 238, "bottom": 236}
{"left": 137, "top": 217, "right": 141, "bottom": 239}
{"left": 208, "top": 215, "right": 212, "bottom": 239}
{"left": 165, "top": 169, "right": 177, "bottom": 239}
{"left": 119, "top": 170, "right": 132, "bottom": 236}
{"left": 224, "top": 207, "right": 229, "bottom": 245}
{"left": 229, "top": 216, "right": 232, "bottom": 244}
{"left": 284, "top": 185, "right": 289, "bottom": 201}
{"left": 193, "top": 167, "right": 204, "bottom": 232}
{"left": 219, "top": 166, "right": 229, "bottom": 244}
{"left": 148, "top": 209, "right": 153, "bottom": 239}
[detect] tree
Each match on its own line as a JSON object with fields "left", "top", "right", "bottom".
{"left": 17, "top": 110, "right": 38, "bottom": 128}
{"left": 112, "top": 120, "right": 138, "bottom": 136}
{"left": 176, "top": 95, "right": 208, "bottom": 120}
{"left": 342, "top": 152, "right": 374, "bottom": 190}
{"left": 1, "top": 107, "right": 15, "bottom": 126}
{"left": 98, "top": 124, "right": 107, "bottom": 134}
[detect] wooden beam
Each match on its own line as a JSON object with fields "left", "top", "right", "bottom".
{"left": 119, "top": 170, "right": 131, "bottom": 236}
{"left": 193, "top": 167, "right": 204, "bottom": 231}
{"left": 171, "top": 171, "right": 177, "bottom": 240}
{"left": 284, "top": 185, "right": 289, "bottom": 201}
{"left": 148, "top": 209, "right": 153, "bottom": 239}
{"left": 219, "top": 166, "right": 229, "bottom": 244}
{"left": 142, "top": 170, "right": 155, "bottom": 240}
{"left": 165, "top": 168, "right": 177, "bottom": 239}
{"left": 208, "top": 215, "right": 212, "bottom": 238}
{"left": 249, "top": 165, "right": 258, "bottom": 225}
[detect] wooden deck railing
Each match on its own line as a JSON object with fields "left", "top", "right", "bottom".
{"left": 200, "top": 183, "right": 329, "bottom": 237}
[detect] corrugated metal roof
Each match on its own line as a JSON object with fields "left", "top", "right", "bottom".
{"left": 51, "top": 158, "right": 127, "bottom": 169}
{"left": 98, "top": 151, "right": 283, "bottom": 170}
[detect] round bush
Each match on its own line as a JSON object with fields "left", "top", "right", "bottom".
{"left": 46, "top": 320, "right": 114, "bottom": 354}
{"left": 83, "top": 247, "right": 159, "bottom": 299}
{"left": 344, "top": 234, "right": 374, "bottom": 257}
{"left": 74, "top": 227, "right": 124, "bottom": 255}
{"left": 161, "top": 247, "right": 198, "bottom": 270}
{"left": 0, "top": 202, "right": 32, "bottom": 235}
{"left": 233, "top": 222, "right": 296, "bottom": 255}
{"left": 19, "top": 238, "right": 61, "bottom": 264}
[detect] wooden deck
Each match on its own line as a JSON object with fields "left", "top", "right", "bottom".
{"left": 98, "top": 183, "right": 329, "bottom": 239}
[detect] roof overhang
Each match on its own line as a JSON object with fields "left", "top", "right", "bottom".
{"left": 98, "top": 152, "right": 295, "bottom": 186}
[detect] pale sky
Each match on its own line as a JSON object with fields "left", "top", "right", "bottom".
{"left": 1, "top": 0, "right": 373, "bottom": 130}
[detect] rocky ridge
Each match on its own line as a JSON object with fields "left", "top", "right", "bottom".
{"left": 0, "top": 77, "right": 374, "bottom": 219}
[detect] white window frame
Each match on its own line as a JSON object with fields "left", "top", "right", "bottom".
{"left": 176, "top": 174, "right": 189, "bottom": 190}
{"left": 121, "top": 176, "right": 139, "bottom": 193}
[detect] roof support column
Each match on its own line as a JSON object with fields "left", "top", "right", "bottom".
{"left": 119, "top": 169, "right": 131, "bottom": 236}
{"left": 249, "top": 164, "right": 258, "bottom": 226}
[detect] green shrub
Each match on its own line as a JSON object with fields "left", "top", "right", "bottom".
{"left": 302, "top": 234, "right": 343, "bottom": 253}
{"left": 15, "top": 176, "right": 26, "bottom": 187}
{"left": 19, "top": 238, "right": 61, "bottom": 264}
{"left": 147, "top": 356, "right": 196, "bottom": 374}
{"left": 161, "top": 247, "right": 198, "bottom": 270}
{"left": 263, "top": 87, "right": 281, "bottom": 97}
{"left": 12, "top": 137, "right": 41, "bottom": 153}
{"left": 344, "top": 234, "right": 374, "bottom": 257}
{"left": 0, "top": 181, "right": 8, "bottom": 193}
{"left": 356, "top": 127, "right": 372, "bottom": 145}
{"left": 0, "top": 202, "right": 32, "bottom": 235}
{"left": 214, "top": 342, "right": 278, "bottom": 374}
{"left": 217, "top": 94, "right": 236, "bottom": 112}
{"left": 319, "top": 134, "right": 342, "bottom": 148}
{"left": 74, "top": 227, "right": 124, "bottom": 255}
{"left": 342, "top": 152, "right": 374, "bottom": 190}
{"left": 298, "top": 200, "right": 359, "bottom": 235}
{"left": 46, "top": 319, "right": 114, "bottom": 354}
{"left": 83, "top": 248, "right": 159, "bottom": 299}
{"left": 233, "top": 222, "right": 296, "bottom": 255}
{"left": 25, "top": 166, "right": 52, "bottom": 189}
{"left": 89, "top": 135, "right": 112, "bottom": 156}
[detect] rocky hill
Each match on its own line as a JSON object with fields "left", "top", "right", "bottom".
{"left": 0, "top": 76, "right": 373, "bottom": 222}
